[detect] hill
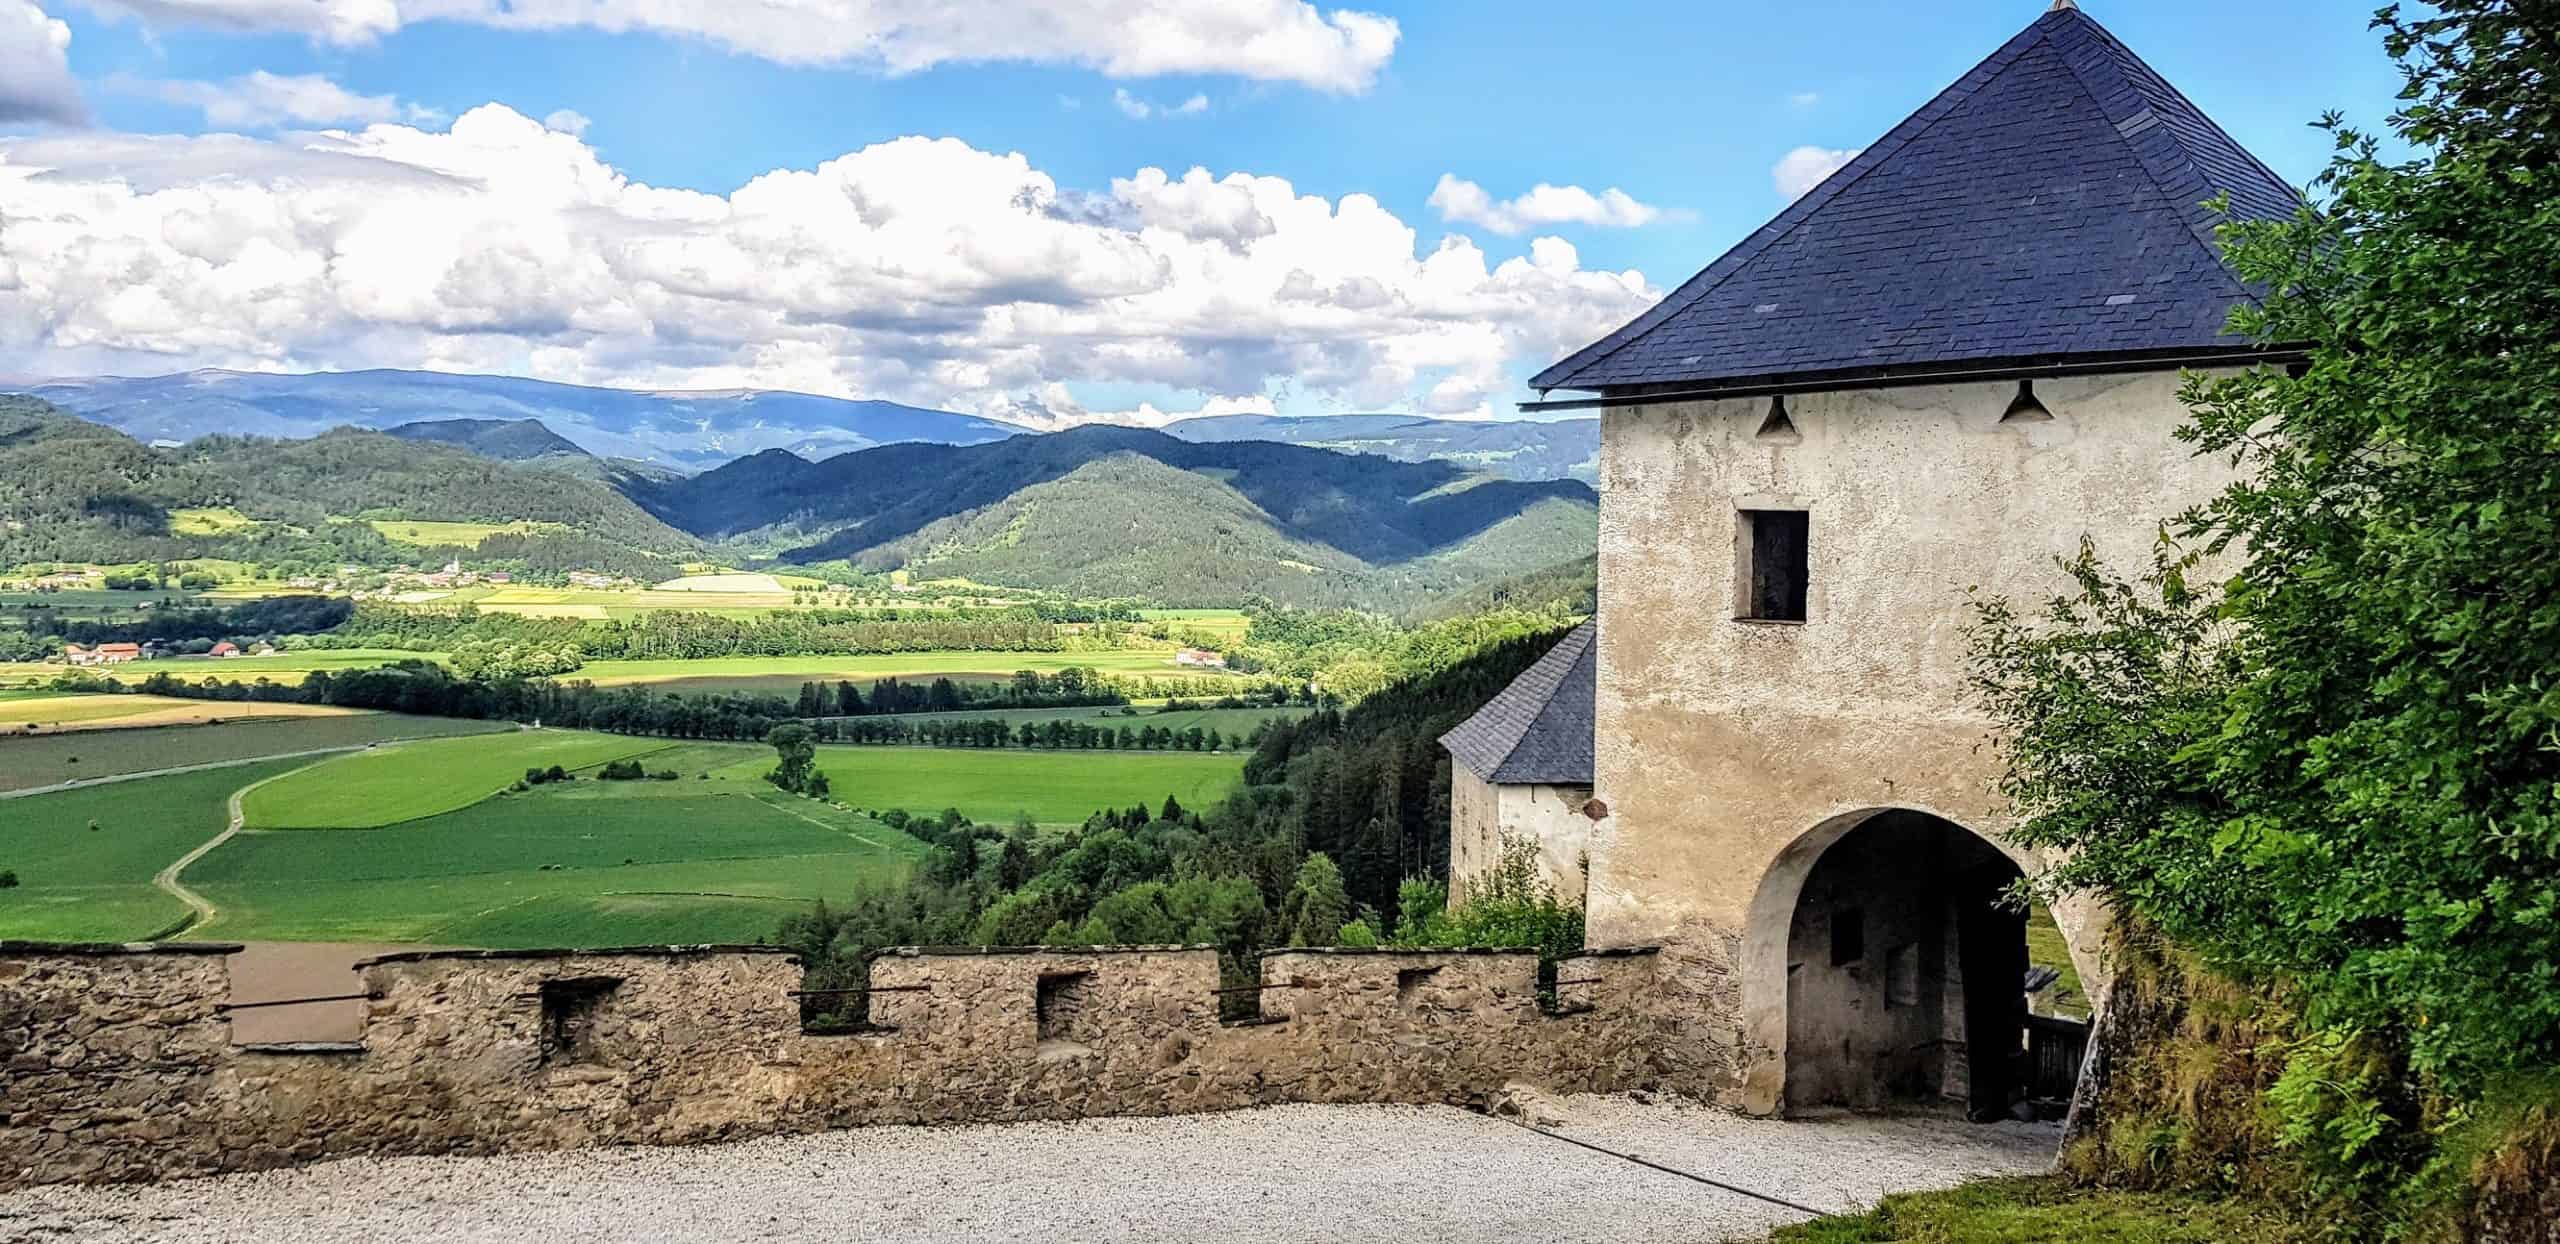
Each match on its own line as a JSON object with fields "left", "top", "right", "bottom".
{"left": 29, "top": 369, "right": 1025, "bottom": 471}
{"left": 384, "top": 417, "right": 587, "bottom": 462}
{"left": 634, "top": 426, "right": 1598, "bottom": 609}
{"left": 1163, "top": 414, "right": 1600, "bottom": 483}
{"left": 0, "top": 396, "right": 698, "bottom": 569}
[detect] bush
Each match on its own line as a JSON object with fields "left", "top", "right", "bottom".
{"left": 0, "top": 869, "right": 18, "bottom": 889}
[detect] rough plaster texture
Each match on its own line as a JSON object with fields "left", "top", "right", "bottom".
{"left": 1581, "top": 370, "right": 2243, "bottom": 1113}
{"left": 0, "top": 942, "right": 1666, "bottom": 1192}
{"left": 1449, "top": 770, "right": 1594, "bottom": 902}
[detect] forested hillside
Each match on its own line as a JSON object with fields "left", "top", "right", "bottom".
{"left": 384, "top": 418, "right": 587, "bottom": 461}
{"left": 634, "top": 425, "right": 1597, "bottom": 609}
{"left": 0, "top": 397, "right": 697, "bottom": 567}
{"left": 1165, "top": 413, "right": 1600, "bottom": 483}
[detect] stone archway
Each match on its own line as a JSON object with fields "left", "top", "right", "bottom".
{"left": 1736, "top": 806, "right": 2086, "bottom": 1118}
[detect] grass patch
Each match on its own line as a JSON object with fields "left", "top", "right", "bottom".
{"left": 1757, "top": 1178, "right": 2311, "bottom": 1244}
{"left": 707, "top": 744, "right": 1246, "bottom": 825}
{"left": 187, "top": 753, "right": 928, "bottom": 944}
{"left": 859, "top": 703, "right": 1308, "bottom": 736}
{"left": 0, "top": 694, "right": 364, "bottom": 732}
{"left": 0, "top": 648, "right": 433, "bottom": 689}
{"left": 366, "top": 518, "right": 544, "bottom": 546}
{"left": 168, "top": 507, "right": 258, "bottom": 535}
{"left": 571, "top": 650, "right": 1228, "bottom": 697}
{"left": 240, "top": 729, "right": 668, "bottom": 828}
{"left": 0, "top": 758, "right": 312, "bottom": 940}
{"left": 0, "top": 713, "right": 508, "bottom": 792}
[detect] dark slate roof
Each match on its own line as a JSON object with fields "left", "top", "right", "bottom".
{"left": 1440, "top": 623, "right": 1595, "bottom": 785}
{"left": 1534, "top": 3, "right": 2305, "bottom": 395}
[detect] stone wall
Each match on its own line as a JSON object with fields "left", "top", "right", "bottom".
{"left": 0, "top": 940, "right": 1665, "bottom": 1191}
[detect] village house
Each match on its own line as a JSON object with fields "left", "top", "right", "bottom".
{"left": 1173, "top": 647, "right": 1226, "bottom": 669}
{"left": 1446, "top": 0, "right": 2303, "bottom": 1119}
{"left": 209, "top": 641, "right": 240, "bottom": 658}
{"left": 64, "top": 642, "right": 143, "bottom": 666}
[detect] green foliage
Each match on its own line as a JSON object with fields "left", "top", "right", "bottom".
{"left": 1396, "top": 835, "right": 1584, "bottom": 963}
{"left": 1277, "top": 853, "right": 1353, "bottom": 946}
{"left": 1969, "top": 0, "right": 2560, "bottom": 1092}
{"left": 0, "top": 870, "right": 18, "bottom": 889}
{"left": 765, "top": 722, "right": 818, "bottom": 795}
{"left": 1759, "top": 1177, "right": 2312, "bottom": 1244}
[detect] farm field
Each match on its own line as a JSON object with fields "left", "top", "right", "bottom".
{"left": 855, "top": 703, "right": 1311, "bottom": 737}
{"left": 0, "top": 648, "right": 429, "bottom": 689}
{"left": 240, "top": 729, "right": 659, "bottom": 829}
{"left": 707, "top": 745, "right": 1246, "bottom": 825}
{"left": 192, "top": 757, "right": 932, "bottom": 945}
{"left": 0, "top": 693, "right": 364, "bottom": 733}
{"left": 367, "top": 519, "right": 549, "bottom": 546}
{"left": 0, "top": 758, "right": 311, "bottom": 941}
{"left": 0, "top": 713, "right": 508, "bottom": 792}
{"left": 573, "top": 650, "right": 1234, "bottom": 697}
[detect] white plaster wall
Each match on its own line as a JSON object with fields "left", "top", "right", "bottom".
{"left": 1449, "top": 773, "right": 1594, "bottom": 903}
{"left": 1584, "top": 368, "right": 2246, "bottom": 1110}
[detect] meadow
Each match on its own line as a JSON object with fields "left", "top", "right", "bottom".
{"left": 0, "top": 713, "right": 507, "bottom": 792}
{"left": 366, "top": 518, "right": 549, "bottom": 546}
{"left": 240, "top": 729, "right": 664, "bottom": 828}
{"left": 731, "top": 745, "right": 1246, "bottom": 825}
{"left": 0, "top": 648, "right": 428, "bottom": 689}
{"left": 858, "top": 702, "right": 1310, "bottom": 737}
{"left": 0, "top": 693, "right": 363, "bottom": 733}
{"left": 571, "top": 650, "right": 1229, "bottom": 696}
{"left": 0, "top": 758, "right": 311, "bottom": 940}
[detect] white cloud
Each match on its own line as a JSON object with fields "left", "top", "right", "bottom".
{"left": 0, "top": 0, "right": 84, "bottom": 125}
{"left": 82, "top": 0, "right": 1401, "bottom": 91}
{"left": 1787, "top": 91, "right": 1820, "bottom": 109}
{"left": 0, "top": 107, "right": 1658, "bottom": 424}
{"left": 1006, "top": 386, "right": 1275, "bottom": 430}
{"left": 1773, "top": 144, "right": 1862, "bottom": 199}
{"left": 110, "top": 70, "right": 433, "bottom": 129}
{"left": 540, "top": 108, "right": 589, "bottom": 135}
{"left": 1426, "top": 174, "right": 1671, "bottom": 236}
{"left": 1112, "top": 88, "right": 1208, "bottom": 120}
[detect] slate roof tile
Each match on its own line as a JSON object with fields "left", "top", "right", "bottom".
{"left": 1535, "top": 4, "right": 2304, "bottom": 394}
{"left": 1439, "top": 623, "right": 1596, "bottom": 786}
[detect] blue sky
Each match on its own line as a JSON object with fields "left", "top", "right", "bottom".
{"left": 0, "top": 1, "right": 2403, "bottom": 423}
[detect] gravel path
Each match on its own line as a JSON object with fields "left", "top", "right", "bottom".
{"left": 0, "top": 1097, "right": 2057, "bottom": 1243}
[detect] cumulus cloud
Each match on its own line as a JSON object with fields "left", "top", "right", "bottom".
{"left": 109, "top": 70, "right": 434, "bottom": 128}
{"left": 1426, "top": 174, "right": 1670, "bottom": 236}
{"left": 1112, "top": 89, "right": 1209, "bottom": 120}
{"left": 1, "top": 0, "right": 84, "bottom": 125}
{"left": 0, "top": 106, "right": 1657, "bottom": 422}
{"left": 540, "top": 108, "right": 589, "bottom": 135}
{"left": 82, "top": 0, "right": 1401, "bottom": 91}
{"left": 1773, "top": 144, "right": 1862, "bottom": 199}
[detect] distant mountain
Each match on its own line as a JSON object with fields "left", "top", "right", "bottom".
{"left": 384, "top": 417, "right": 587, "bottom": 462}
{"left": 634, "top": 426, "right": 1598, "bottom": 610}
{"left": 28, "top": 369, "right": 1025, "bottom": 471}
{"left": 0, "top": 395, "right": 696, "bottom": 572}
{"left": 1163, "top": 414, "right": 1600, "bottom": 483}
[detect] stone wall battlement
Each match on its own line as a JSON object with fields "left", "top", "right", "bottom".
{"left": 0, "top": 940, "right": 1664, "bottom": 1190}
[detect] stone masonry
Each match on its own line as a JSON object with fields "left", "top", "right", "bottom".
{"left": 0, "top": 940, "right": 1665, "bottom": 1191}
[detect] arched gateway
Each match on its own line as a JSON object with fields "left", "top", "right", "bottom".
{"left": 1445, "top": 0, "right": 2308, "bottom": 1114}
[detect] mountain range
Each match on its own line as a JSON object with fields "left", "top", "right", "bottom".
{"left": 2, "top": 394, "right": 1596, "bottom": 610}
{"left": 27, "top": 369, "right": 1600, "bottom": 482}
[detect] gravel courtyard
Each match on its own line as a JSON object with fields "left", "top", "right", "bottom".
{"left": 0, "top": 1096, "right": 2058, "bottom": 1244}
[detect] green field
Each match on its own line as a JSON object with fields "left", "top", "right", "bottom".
{"left": 859, "top": 703, "right": 1309, "bottom": 737}
{"left": 574, "top": 650, "right": 1230, "bottom": 696}
{"left": 717, "top": 744, "right": 1245, "bottom": 825}
{"left": 0, "top": 713, "right": 509, "bottom": 792}
{"left": 241, "top": 729, "right": 664, "bottom": 829}
{"left": 367, "top": 518, "right": 548, "bottom": 546}
{"left": 0, "top": 758, "right": 310, "bottom": 940}
{"left": 192, "top": 767, "right": 931, "bottom": 944}
{"left": 0, "top": 648, "right": 431, "bottom": 689}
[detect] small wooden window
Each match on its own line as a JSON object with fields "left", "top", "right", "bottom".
{"left": 1739, "top": 509, "right": 1810, "bottom": 622}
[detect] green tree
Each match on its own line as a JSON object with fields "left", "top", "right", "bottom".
{"left": 1969, "top": 0, "right": 2560, "bottom": 1090}
{"left": 1278, "top": 853, "right": 1354, "bottom": 947}
{"left": 765, "top": 722, "right": 817, "bottom": 794}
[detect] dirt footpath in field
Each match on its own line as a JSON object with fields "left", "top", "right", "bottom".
{"left": 0, "top": 1096, "right": 2058, "bottom": 1243}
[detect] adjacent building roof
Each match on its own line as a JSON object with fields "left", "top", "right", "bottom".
{"left": 1534, "top": 2, "right": 2305, "bottom": 397}
{"left": 1440, "top": 623, "right": 1595, "bottom": 786}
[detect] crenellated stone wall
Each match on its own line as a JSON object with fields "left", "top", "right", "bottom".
{"left": 0, "top": 940, "right": 1666, "bottom": 1192}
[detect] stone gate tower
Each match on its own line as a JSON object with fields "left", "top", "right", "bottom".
{"left": 1452, "top": 2, "right": 2306, "bottom": 1115}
